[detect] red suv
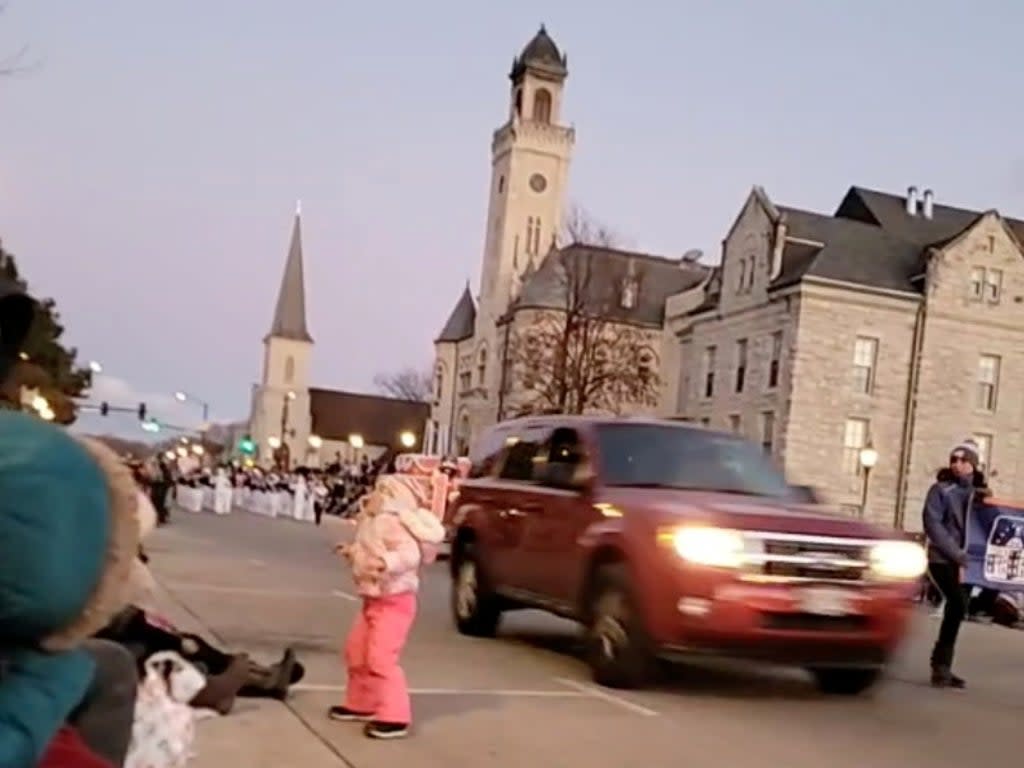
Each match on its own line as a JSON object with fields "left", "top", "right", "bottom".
{"left": 448, "top": 417, "right": 924, "bottom": 694}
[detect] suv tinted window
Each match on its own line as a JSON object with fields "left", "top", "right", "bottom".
{"left": 538, "top": 427, "right": 588, "bottom": 488}
{"left": 498, "top": 428, "right": 549, "bottom": 482}
{"left": 468, "top": 426, "right": 513, "bottom": 478}
{"left": 594, "top": 423, "right": 791, "bottom": 498}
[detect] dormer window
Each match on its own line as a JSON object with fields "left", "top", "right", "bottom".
{"left": 620, "top": 277, "right": 639, "bottom": 309}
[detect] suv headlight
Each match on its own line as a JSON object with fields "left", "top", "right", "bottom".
{"left": 665, "top": 526, "right": 747, "bottom": 569}
{"left": 869, "top": 540, "right": 927, "bottom": 580}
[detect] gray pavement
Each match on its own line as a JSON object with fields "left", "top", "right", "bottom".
{"left": 148, "top": 509, "right": 1024, "bottom": 768}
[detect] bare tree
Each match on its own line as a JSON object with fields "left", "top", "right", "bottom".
{"left": 0, "top": 5, "right": 35, "bottom": 77}
{"left": 560, "top": 204, "right": 617, "bottom": 248}
{"left": 503, "top": 209, "right": 661, "bottom": 416}
{"left": 374, "top": 367, "right": 433, "bottom": 402}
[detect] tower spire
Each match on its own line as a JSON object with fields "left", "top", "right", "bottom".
{"left": 267, "top": 206, "right": 312, "bottom": 343}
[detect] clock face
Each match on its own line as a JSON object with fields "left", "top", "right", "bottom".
{"left": 529, "top": 173, "right": 547, "bottom": 193}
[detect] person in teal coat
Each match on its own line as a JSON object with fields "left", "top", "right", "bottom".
{"left": 0, "top": 280, "right": 142, "bottom": 766}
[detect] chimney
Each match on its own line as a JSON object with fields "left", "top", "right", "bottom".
{"left": 906, "top": 186, "right": 919, "bottom": 216}
{"left": 922, "top": 189, "right": 934, "bottom": 220}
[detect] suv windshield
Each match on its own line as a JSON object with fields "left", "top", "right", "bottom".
{"left": 595, "top": 423, "right": 792, "bottom": 498}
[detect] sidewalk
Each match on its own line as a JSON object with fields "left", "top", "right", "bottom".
{"left": 150, "top": 560, "right": 349, "bottom": 767}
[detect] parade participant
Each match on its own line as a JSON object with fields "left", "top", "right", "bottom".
{"left": 329, "top": 474, "right": 445, "bottom": 739}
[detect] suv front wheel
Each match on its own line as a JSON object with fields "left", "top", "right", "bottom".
{"left": 585, "top": 564, "right": 654, "bottom": 689}
{"left": 451, "top": 545, "right": 502, "bottom": 637}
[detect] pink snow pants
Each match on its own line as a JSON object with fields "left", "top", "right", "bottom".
{"left": 342, "top": 592, "right": 418, "bottom": 723}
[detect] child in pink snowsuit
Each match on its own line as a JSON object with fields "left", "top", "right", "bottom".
{"left": 330, "top": 474, "right": 444, "bottom": 739}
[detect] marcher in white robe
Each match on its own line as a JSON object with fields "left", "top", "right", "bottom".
{"left": 213, "top": 468, "right": 233, "bottom": 515}
{"left": 291, "top": 476, "right": 309, "bottom": 522}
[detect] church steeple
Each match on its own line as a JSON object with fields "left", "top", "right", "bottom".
{"left": 267, "top": 202, "right": 312, "bottom": 343}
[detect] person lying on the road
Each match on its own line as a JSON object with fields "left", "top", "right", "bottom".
{"left": 330, "top": 474, "right": 445, "bottom": 740}
{"left": 94, "top": 489, "right": 306, "bottom": 715}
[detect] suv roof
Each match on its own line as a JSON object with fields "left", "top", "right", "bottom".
{"left": 492, "top": 414, "right": 698, "bottom": 431}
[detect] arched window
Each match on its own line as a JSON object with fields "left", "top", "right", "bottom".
{"left": 456, "top": 412, "right": 471, "bottom": 456}
{"left": 532, "top": 88, "right": 552, "bottom": 123}
{"left": 477, "top": 348, "right": 488, "bottom": 386}
{"left": 284, "top": 356, "right": 295, "bottom": 383}
{"left": 737, "top": 259, "right": 747, "bottom": 292}
{"left": 434, "top": 365, "right": 444, "bottom": 402}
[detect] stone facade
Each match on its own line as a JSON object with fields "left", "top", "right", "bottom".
{"left": 669, "top": 185, "right": 1024, "bottom": 529}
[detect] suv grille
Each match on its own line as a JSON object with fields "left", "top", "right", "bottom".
{"left": 744, "top": 533, "right": 872, "bottom": 584}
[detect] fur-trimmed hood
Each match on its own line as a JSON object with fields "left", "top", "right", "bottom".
{"left": 42, "top": 435, "right": 140, "bottom": 649}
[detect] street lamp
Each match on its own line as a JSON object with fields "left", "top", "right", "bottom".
{"left": 191, "top": 444, "right": 205, "bottom": 456}
{"left": 88, "top": 361, "right": 103, "bottom": 374}
{"left": 858, "top": 444, "right": 879, "bottom": 519}
{"left": 348, "top": 434, "right": 364, "bottom": 449}
{"left": 399, "top": 430, "right": 416, "bottom": 449}
{"left": 308, "top": 435, "right": 323, "bottom": 449}
{"left": 174, "top": 390, "right": 210, "bottom": 423}
{"left": 268, "top": 436, "right": 282, "bottom": 449}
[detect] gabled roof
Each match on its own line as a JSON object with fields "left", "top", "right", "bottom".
{"left": 268, "top": 208, "right": 312, "bottom": 343}
{"left": 309, "top": 388, "right": 429, "bottom": 448}
{"left": 435, "top": 283, "right": 476, "bottom": 343}
{"left": 509, "top": 243, "right": 709, "bottom": 327}
{"left": 771, "top": 205, "right": 922, "bottom": 292}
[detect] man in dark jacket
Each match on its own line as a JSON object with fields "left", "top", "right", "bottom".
{"left": 922, "top": 440, "right": 979, "bottom": 689}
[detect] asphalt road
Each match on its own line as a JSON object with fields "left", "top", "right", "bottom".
{"left": 149, "top": 509, "right": 1024, "bottom": 768}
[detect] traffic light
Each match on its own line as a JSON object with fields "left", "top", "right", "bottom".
{"left": 100, "top": 401, "right": 109, "bottom": 416}
{"left": 239, "top": 436, "right": 256, "bottom": 456}
{"left": 138, "top": 403, "right": 147, "bottom": 421}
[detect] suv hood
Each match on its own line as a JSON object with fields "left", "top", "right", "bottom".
{"left": 602, "top": 488, "right": 891, "bottom": 540}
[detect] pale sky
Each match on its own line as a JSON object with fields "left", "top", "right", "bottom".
{"left": 2, "top": 1, "right": 1022, "bottom": 438}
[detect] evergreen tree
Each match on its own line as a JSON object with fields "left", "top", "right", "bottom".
{"left": 1, "top": 242, "right": 91, "bottom": 422}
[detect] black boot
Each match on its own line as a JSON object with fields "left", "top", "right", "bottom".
{"left": 930, "top": 665, "right": 966, "bottom": 689}
{"left": 239, "top": 649, "right": 303, "bottom": 700}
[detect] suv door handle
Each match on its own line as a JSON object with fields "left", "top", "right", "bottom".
{"left": 501, "top": 508, "right": 527, "bottom": 518}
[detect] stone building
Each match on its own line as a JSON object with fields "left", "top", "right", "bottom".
{"left": 247, "top": 207, "right": 429, "bottom": 468}
{"left": 668, "top": 185, "right": 1024, "bottom": 529}
{"left": 427, "top": 27, "right": 707, "bottom": 455}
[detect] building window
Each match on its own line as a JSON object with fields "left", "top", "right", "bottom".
{"left": 970, "top": 267, "right": 1003, "bottom": 303}
{"left": 737, "top": 259, "right": 747, "bottom": 292}
{"left": 972, "top": 433, "right": 993, "bottom": 470}
{"left": 745, "top": 256, "right": 755, "bottom": 290}
{"left": 477, "top": 349, "right": 487, "bottom": 386}
{"left": 976, "top": 354, "right": 1000, "bottom": 412}
{"left": 735, "top": 339, "right": 748, "bottom": 393}
{"left": 703, "top": 346, "right": 717, "bottom": 398}
{"left": 637, "top": 351, "right": 654, "bottom": 385}
{"left": 728, "top": 414, "right": 742, "bottom": 434}
{"left": 985, "top": 269, "right": 1003, "bottom": 303}
{"left": 760, "top": 411, "right": 775, "bottom": 454}
{"left": 620, "top": 277, "right": 639, "bottom": 309}
{"left": 842, "top": 418, "right": 869, "bottom": 477}
{"left": 459, "top": 370, "right": 472, "bottom": 393}
{"left": 767, "top": 331, "right": 782, "bottom": 389}
{"left": 699, "top": 417, "right": 710, "bottom": 428}
{"left": 532, "top": 88, "right": 552, "bottom": 123}
{"left": 498, "top": 176, "right": 505, "bottom": 194}
{"left": 852, "top": 336, "right": 878, "bottom": 394}
{"left": 434, "top": 369, "right": 443, "bottom": 402}
{"left": 284, "top": 356, "right": 295, "bottom": 383}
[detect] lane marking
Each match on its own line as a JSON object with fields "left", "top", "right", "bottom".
{"left": 291, "top": 683, "right": 589, "bottom": 697}
{"left": 164, "top": 582, "right": 357, "bottom": 601}
{"left": 554, "top": 677, "right": 660, "bottom": 717}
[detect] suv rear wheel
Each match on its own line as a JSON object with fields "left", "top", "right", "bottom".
{"left": 809, "top": 667, "right": 881, "bottom": 695}
{"left": 585, "top": 564, "right": 654, "bottom": 689}
{"left": 451, "top": 545, "right": 502, "bottom": 637}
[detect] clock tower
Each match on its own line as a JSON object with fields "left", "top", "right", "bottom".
{"left": 476, "top": 24, "right": 575, "bottom": 328}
